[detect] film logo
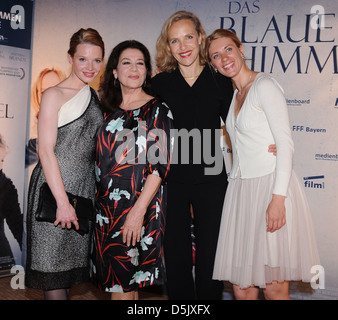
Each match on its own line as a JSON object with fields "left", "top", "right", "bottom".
{"left": 303, "top": 175, "right": 325, "bottom": 189}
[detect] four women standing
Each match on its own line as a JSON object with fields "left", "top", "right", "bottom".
{"left": 25, "top": 10, "right": 320, "bottom": 301}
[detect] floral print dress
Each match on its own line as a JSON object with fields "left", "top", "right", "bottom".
{"left": 91, "top": 98, "right": 174, "bottom": 293}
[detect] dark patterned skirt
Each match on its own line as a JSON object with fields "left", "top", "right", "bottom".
{"left": 91, "top": 184, "right": 166, "bottom": 293}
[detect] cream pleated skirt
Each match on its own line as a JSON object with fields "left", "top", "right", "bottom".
{"left": 213, "top": 171, "right": 320, "bottom": 289}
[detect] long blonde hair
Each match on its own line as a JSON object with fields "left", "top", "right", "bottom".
{"left": 155, "top": 10, "right": 207, "bottom": 72}
{"left": 31, "top": 67, "right": 66, "bottom": 116}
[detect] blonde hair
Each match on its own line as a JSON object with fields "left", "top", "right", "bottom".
{"left": 0, "top": 133, "right": 7, "bottom": 151}
{"left": 155, "top": 10, "right": 207, "bottom": 72}
{"left": 31, "top": 67, "right": 66, "bottom": 115}
{"left": 206, "top": 29, "right": 242, "bottom": 61}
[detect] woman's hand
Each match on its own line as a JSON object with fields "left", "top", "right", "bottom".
{"left": 266, "top": 194, "right": 286, "bottom": 232}
{"left": 121, "top": 174, "right": 162, "bottom": 246}
{"left": 268, "top": 144, "right": 277, "bottom": 156}
{"left": 122, "top": 205, "right": 146, "bottom": 246}
{"left": 54, "top": 201, "right": 79, "bottom": 230}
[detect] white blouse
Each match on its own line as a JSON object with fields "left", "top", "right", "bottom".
{"left": 225, "top": 73, "right": 294, "bottom": 196}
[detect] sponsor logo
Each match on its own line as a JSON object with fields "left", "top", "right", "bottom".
{"left": 287, "top": 98, "right": 311, "bottom": 106}
{"left": 0, "top": 66, "right": 25, "bottom": 79}
{"left": 303, "top": 175, "right": 325, "bottom": 189}
{"left": 292, "top": 125, "right": 326, "bottom": 133}
{"left": 315, "top": 153, "right": 338, "bottom": 161}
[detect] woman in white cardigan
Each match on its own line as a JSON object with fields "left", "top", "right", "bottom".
{"left": 206, "top": 29, "right": 320, "bottom": 300}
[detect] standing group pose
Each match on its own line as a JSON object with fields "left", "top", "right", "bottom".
{"left": 25, "top": 10, "right": 320, "bottom": 300}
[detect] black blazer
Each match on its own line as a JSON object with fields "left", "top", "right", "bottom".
{"left": 152, "top": 65, "right": 233, "bottom": 184}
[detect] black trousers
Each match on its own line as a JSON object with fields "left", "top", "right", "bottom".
{"left": 163, "top": 178, "right": 227, "bottom": 300}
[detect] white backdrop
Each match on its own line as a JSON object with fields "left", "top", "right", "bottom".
{"left": 28, "top": 0, "right": 338, "bottom": 299}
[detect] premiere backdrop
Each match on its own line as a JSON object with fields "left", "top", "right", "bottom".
{"left": 22, "top": 0, "right": 338, "bottom": 299}
{"left": 0, "top": 0, "right": 33, "bottom": 275}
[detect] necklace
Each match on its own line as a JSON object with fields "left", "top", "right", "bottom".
{"left": 181, "top": 68, "right": 203, "bottom": 80}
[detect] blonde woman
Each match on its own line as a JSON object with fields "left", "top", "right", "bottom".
{"left": 152, "top": 11, "right": 234, "bottom": 300}
{"left": 207, "top": 29, "right": 320, "bottom": 300}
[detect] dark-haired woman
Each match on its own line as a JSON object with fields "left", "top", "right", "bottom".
{"left": 91, "top": 40, "right": 173, "bottom": 300}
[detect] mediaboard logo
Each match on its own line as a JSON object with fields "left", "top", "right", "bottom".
{"left": 315, "top": 153, "right": 338, "bottom": 161}
{"left": 303, "top": 175, "right": 325, "bottom": 189}
{"left": 286, "top": 98, "right": 310, "bottom": 107}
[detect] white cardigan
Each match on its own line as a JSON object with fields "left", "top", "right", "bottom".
{"left": 225, "top": 73, "right": 294, "bottom": 196}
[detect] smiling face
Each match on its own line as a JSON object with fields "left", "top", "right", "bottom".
{"left": 113, "top": 48, "right": 147, "bottom": 90}
{"left": 68, "top": 43, "right": 103, "bottom": 84}
{"left": 208, "top": 36, "right": 244, "bottom": 79}
{"left": 167, "top": 19, "right": 202, "bottom": 68}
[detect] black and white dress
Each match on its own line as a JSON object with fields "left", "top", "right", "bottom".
{"left": 25, "top": 85, "right": 103, "bottom": 290}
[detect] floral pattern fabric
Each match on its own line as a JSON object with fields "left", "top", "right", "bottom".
{"left": 91, "top": 98, "right": 173, "bottom": 293}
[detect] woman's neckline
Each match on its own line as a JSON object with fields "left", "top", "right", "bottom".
{"left": 119, "top": 97, "right": 157, "bottom": 112}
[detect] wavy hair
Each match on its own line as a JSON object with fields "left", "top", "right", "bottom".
{"left": 99, "top": 40, "right": 153, "bottom": 114}
{"left": 155, "top": 10, "right": 207, "bottom": 72}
